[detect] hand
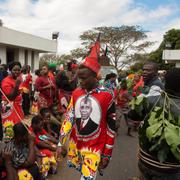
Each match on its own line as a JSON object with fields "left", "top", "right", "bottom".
{"left": 43, "top": 84, "right": 51, "bottom": 89}
{"left": 16, "top": 78, "right": 21, "bottom": 85}
{"left": 46, "top": 84, "right": 54, "bottom": 89}
{"left": 2, "top": 147, "right": 12, "bottom": 162}
{"left": 98, "top": 157, "right": 110, "bottom": 170}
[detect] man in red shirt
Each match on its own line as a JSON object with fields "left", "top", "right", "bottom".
{"left": 58, "top": 56, "right": 116, "bottom": 180}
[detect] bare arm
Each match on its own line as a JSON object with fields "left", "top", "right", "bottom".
{"left": 23, "top": 134, "right": 36, "bottom": 167}
{"left": 2, "top": 148, "right": 18, "bottom": 180}
{"left": 6, "top": 79, "right": 21, "bottom": 101}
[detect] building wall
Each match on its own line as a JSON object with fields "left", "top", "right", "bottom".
{"left": 0, "top": 46, "right": 6, "bottom": 64}
{"left": 34, "top": 51, "right": 39, "bottom": 70}
{"left": 28, "top": 50, "right": 32, "bottom": 66}
{"left": 19, "top": 49, "right": 40, "bottom": 71}
{"left": 18, "top": 48, "right": 25, "bottom": 65}
{"left": 0, "top": 46, "right": 40, "bottom": 71}
{"left": 0, "top": 26, "right": 57, "bottom": 53}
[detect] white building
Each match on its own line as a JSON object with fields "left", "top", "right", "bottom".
{"left": 162, "top": 50, "right": 180, "bottom": 68}
{"left": 0, "top": 26, "right": 57, "bottom": 71}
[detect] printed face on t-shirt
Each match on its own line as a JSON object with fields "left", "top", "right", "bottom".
{"left": 80, "top": 98, "right": 92, "bottom": 120}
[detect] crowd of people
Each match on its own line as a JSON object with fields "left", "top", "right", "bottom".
{"left": 0, "top": 50, "right": 179, "bottom": 180}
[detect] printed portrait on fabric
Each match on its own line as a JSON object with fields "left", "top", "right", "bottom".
{"left": 75, "top": 95, "right": 101, "bottom": 136}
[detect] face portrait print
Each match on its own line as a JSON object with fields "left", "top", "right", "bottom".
{"left": 75, "top": 96, "right": 101, "bottom": 136}
{"left": 80, "top": 98, "right": 92, "bottom": 121}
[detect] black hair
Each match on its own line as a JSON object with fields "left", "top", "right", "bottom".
{"left": 105, "top": 74, "right": 112, "bottom": 81}
{"left": 165, "top": 68, "right": 180, "bottom": 95}
{"left": 13, "top": 123, "right": 28, "bottom": 137}
{"left": 144, "top": 62, "right": 159, "bottom": 72}
{"left": 110, "top": 73, "right": 117, "bottom": 78}
{"left": 8, "top": 61, "right": 21, "bottom": 71}
{"left": 40, "top": 108, "right": 50, "bottom": 116}
{"left": 21, "top": 65, "right": 28, "bottom": 73}
{"left": 78, "top": 64, "right": 97, "bottom": 77}
{"left": 67, "top": 61, "right": 73, "bottom": 71}
{"left": 40, "top": 64, "right": 48, "bottom": 70}
{"left": 105, "top": 73, "right": 117, "bottom": 81}
{"left": 31, "top": 115, "right": 43, "bottom": 125}
{"left": 1, "top": 64, "right": 8, "bottom": 71}
{"left": 35, "top": 69, "right": 40, "bottom": 76}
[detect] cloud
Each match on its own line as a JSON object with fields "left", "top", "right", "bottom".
{"left": 0, "top": 0, "right": 179, "bottom": 54}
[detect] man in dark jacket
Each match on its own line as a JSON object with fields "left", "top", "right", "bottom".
{"left": 142, "top": 62, "right": 164, "bottom": 96}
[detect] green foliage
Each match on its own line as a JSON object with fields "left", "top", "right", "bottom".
{"left": 146, "top": 121, "right": 163, "bottom": 141}
{"left": 70, "top": 48, "right": 87, "bottom": 60}
{"left": 129, "top": 62, "right": 144, "bottom": 73}
{"left": 149, "top": 29, "right": 180, "bottom": 70}
{"left": 163, "top": 29, "right": 180, "bottom": 49}
{"left": 139, "top": 93, "right": 180, "bottom": 163}
{"left": 39, "top": 53, "right": 74, "bottom": 69}
{"left": 129, "top": 96, "right": 148, "bottom": 117}
{"left": 78, "top": 26, "right": 152, "bottom": 70}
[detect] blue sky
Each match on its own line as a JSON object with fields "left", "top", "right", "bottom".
{"left": 0, "top": 0, "right": 180, "bottom": 53}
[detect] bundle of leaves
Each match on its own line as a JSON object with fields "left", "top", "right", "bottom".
{"left": 138, "top": 92, "right": 180, "bottom": 163}
{"left": 129, "top": 96, "right": 148, "bottom": 121}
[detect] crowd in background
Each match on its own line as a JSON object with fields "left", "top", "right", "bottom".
{"left": 0, "top": 58, "right": 179, "bottom": 180}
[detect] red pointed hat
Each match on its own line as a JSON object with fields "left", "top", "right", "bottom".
{"left": 81, "top": 34, "right": 101, "bottom": 74}
{"left": 82, "top": 57, "right": 100, "bottom": 74}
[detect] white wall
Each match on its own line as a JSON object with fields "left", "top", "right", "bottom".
{"left": 28, "top": 50, "right": 32, "bottom": 66}
{"left": 34, "top": 51, "right": 39, "bottom": 70}
{"left": 162, "top": 50, "right": 180, "bottom": 60}
{"left": 0, "top": 46, "right": 6, "bottom": 64}
{"left": 0, "top": 27, "right": 57, "bottom": 53}
{"left": 18, "top": 48, "right": 25, "bottom": 65}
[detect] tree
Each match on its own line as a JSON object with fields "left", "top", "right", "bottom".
{"left": 39, "top": 53, "right": 73, "bottom": 68}
{"left": 77, "top": 26, "right": 153, "bottom": 70}
{"left": 149, "top": 29, "right": 180, "bottom": 69}
{"left": 70, "top": 48, "right": 87, "bottom": 60}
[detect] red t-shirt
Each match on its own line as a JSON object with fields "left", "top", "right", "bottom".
{"left": 1, "top": 76, "right": 22, "bottom": 103}
{"left": 35, "top": 76, "right": 56, "bottom": 100}
{"left": 1, "top": 76, "right": 24, "bottom": 124}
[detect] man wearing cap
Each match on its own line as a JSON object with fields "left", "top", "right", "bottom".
{"left": 58, "top": 55, "right": 116, "bottom": 180}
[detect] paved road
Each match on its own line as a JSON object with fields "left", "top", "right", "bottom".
{"left": 49, "top": 119, "right": 139, "bottom": 180}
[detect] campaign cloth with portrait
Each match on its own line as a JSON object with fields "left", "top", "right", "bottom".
{"left": 60, "top": 86, "right": 116, "bottom": 179}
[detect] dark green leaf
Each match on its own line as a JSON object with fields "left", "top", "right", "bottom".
{"left": 157, "top": 144, "right": 169, "bottom": 163}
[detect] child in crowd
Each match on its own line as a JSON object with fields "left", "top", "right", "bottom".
{"left": 39, "top": 108, "right": 59, "bottom": 138}
{"left": 30, "top": 115, "right": 59, "bottom": 176}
